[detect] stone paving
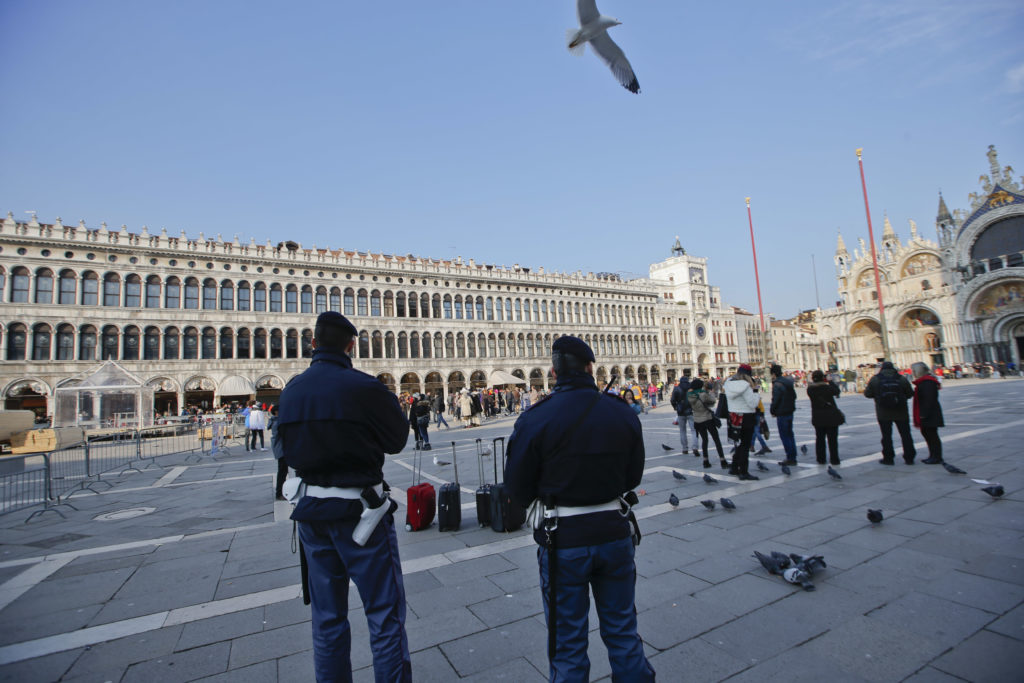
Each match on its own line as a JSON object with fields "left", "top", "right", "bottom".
{"left": 0, "top": 378, "right": 1022, "bottom": 682}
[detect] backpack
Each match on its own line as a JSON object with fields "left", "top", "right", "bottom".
{"left": 878, "top": 374, "right": 903, "bottom": 410}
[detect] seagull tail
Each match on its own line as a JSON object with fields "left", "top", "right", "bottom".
{"left": 566, "top": 29, "right": 586, "bottom": 56}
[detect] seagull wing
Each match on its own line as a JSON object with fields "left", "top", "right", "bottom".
{"left": 577, "top": 0, "right": 600, "bottom": 26}
{"left": 589, "top": 32, "right": 640, "bottom": 93}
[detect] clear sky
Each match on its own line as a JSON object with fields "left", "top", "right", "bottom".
{"left": 2, "top": 0, "right": 1022, "bottom": 318}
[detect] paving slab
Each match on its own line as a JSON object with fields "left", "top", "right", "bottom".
{"left": 930, "top": 628, "right": 1024, "bottom": 681}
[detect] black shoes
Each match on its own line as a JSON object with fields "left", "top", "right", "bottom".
{"left": 756, "top": 447, "right": 772, "bottom": 454}
{"left": 738, "top": 473, "right": 760, "bottom": 481}
{"left": 778, "top": 459, "right": 798, "bottom": 466}
{"left": 878, "top": 459, "right": 895, "bottom": 466}
{"left": 692, "top": 448, "right": 700, "bottom": 457}
{"left": 922, "top": 457, "right": 943, "bottom": 464}
{"left": 720, "top": 459, "right": 731, "bottom": 469}
{"left": 423, "top": 443, "right": 432, "bottom": 450}
{"left": 904, "top": 459, "right": 915, "bottom": 465}
{"left": 703, "top": 460, "right": 712, "bottom": 468}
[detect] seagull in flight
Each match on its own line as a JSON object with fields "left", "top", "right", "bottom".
{"left": 567, "top": 0, "right": 640, "bottom": 94}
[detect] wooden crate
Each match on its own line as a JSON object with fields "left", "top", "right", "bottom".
{"left": 9, "top": 427, "right": 86, "bottom": 454}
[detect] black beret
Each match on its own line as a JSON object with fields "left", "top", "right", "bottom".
{"left": 315, "top": 311, "right": 357, "bottom": 336}
{"left": 551, "top": 335, "right": 595, "bottom": 363}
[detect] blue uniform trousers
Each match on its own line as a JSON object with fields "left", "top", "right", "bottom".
{"left": 298, "top": 515, "right": 411, "bottom": 683}
{"left": 538, "top": 537, "right": 654, "bottom": 683}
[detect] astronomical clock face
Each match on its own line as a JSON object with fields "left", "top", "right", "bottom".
{"left": 696, "top": 324, "right": 706, "bottom": 340}
{"left": 689, "top": 267, "right": 705, "bottom": 283}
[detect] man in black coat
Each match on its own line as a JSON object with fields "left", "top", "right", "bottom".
{"left": 864, "top": 361, "right": 917, "bottom": 465}
{"left": 769, "top": 364, "right": 798, "bottom": 465}
{"left": 670, "top": 377, "right": 698, "bottom": 455}
{"left": 505, "top": 336, "right": 654, "bottom": 682}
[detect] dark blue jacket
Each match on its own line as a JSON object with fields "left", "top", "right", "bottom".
{"left": 505, "top": 372, "right": 645, "bottom": 548}
{"left": 670, "top": 379, "right": 693, "bottom": 416}
{"left": 278, "top": 349, "right": 408, "bottom": 490}
{"left": 770, "top": 375, "right": 797, "bottom": 416}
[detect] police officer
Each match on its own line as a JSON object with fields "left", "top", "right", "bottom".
{"left": 505, "top": 336, "right": 655, "bottom": 682}
{"left": 277, "top": 311, "right": 412, "bottom": 682}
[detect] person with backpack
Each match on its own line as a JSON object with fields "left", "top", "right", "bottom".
{"left": 770, "top": 364, "right": 798, "bottom": 465}
{"left": 670, "top": 377, "right": 699, "bottom": 456}
{"left": 864, "top": 361, "right": 917, "bottom": 466}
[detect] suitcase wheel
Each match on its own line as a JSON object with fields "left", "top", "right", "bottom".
{"left": 405, "top": 523, "right": 412, "bottom": 532}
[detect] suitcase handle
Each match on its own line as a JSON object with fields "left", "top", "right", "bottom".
{"left": 450, "top": 441, "right": 459, "bottom": 486}
{"left": 492, "top": 436, "right": 505, "bottom": 483}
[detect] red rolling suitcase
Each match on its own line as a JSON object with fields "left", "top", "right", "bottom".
{"left": 475, "top": 438, "right": 492, "bottom": 528}
{"left": 405, "top": 446, "right": 435, "bottom": 531}
{"left": 438, "top": 442, "right": 462, "bottom": 532}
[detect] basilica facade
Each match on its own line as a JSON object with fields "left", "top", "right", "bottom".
{"left": 818, "top": 145, "right": 1024, "bottom": 371}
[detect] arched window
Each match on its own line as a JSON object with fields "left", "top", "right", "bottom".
{"left": 285, "top": 284, "right": 298, "bottom": 313}
{"left": 535, "top": 334, "right": 544, "bottom": 356}
{"left": 533, "top": 300, "right": 540, "bottom": 321}
{"left": 285, "top": 329, "right": 299, "bottom": 358}
{"left": 220, "top": 327, "right": 234, "bottom": 359}
{"left": 301, "top": 329, "right": 313, "bottom": 358}
{"left": 10, "top": 267, "right": 29, "bottom": 303}
{"left": 103, "top": 273, "right": 121, "bottom": 307}
{"left": 253, "top": 282, "right": 267, "bottom": 312}
{"left": 6, "top": 323, "right": 26, "bottom": 360}
{"left": 497, "top": 333, "right": 506, "bottom": 357}
{"left": 300, "top": 285, "right": 312, "bottom": 313}
{"left": 495, "top": 297, "right": 503, "bottom": 321}
{"left": 505, "top": 299, "right": 513, "bottom": 321}
{"left": 464, "top": 296, "right": 474, "bottom": 320}
{"left": 434, "top": 332, "right": 443, "bottom": 357}
{"left": 518, "top": 334, "right": 526, "bottom": 357}
{"left": 396, "top": 292, "right": 407, "bottom": 317}
{"left": 445, "top": 332, "right": 455, "bottom": 358}
{"left": 476, "top": 297, "right": 484, "bottom": 320}
{"left": 370, "top": 290, "right": 382, "bottom": 316}
{"left": 144, "top": 326, "right": 160, "bottom": 360}
{"left": 164, "top": 327, "right": 180, "bottom": 360}
{"left": 467, "top": 333, "right": 476, "bottom": 358}
{"left": 477, "top": 333, "right": 486, "bottom": 358}
{"left": 454, "top": 295, "right": 463, "bottom": 320}
{"left": 124, "top": 274, "right": 142, "bottom": 307}
{"left": 486, "top": 297, "right": 495, "bottom": 321}
{"left": 253, "top": 328, "right": 267, "bottom": 359}
{"left": 385, "top": 331, "right": 396, "bottom": 359}
{"left": 330, "top": 287, "right": 341, "bottom": 311}
{"left": 184, "top": 277, "right": 200, "bottom": 309}
{"left": 515, "top": 299, "right": 522, "bottom": 321}
{"left": 420, "top": 331, "right": 430, "bottom": 358}
{"left": 81, "top": 271, "right": 99, "bottom": 306}
{"left": 202, "top": 278, "right": 217, "bottom": 310}
{"left": 409, "top": 331, "right": 419, "bottom": 358}
{"left": 79, "top": 325, "right": 97, "bottom": 360}
{"left": 489, "top": 334, "right": 497, "bottom": 357}
{"left": 315, "top": 287, "right": 327, "bottom": 313}
{"left": 456, "top": 332, "right": 465, "bottom": 358}
{"left": 407, "top": 292, "right": 419, "bottom": 318}
{"left": 237, "top": 281, "right": 251, "bottom": 311}
{"left": 101, "top": 325, "right": 119, "bottom": 360}
{"left": 145, "top": 275, "right": 161, "bottom": 308}
{"left": 220, "top": 280, "right": 234, "bottom": 310}
{"left": 35, "top": 268, "right": 54, "bottom": 304}
{"left": 431, "top": 294, "right": 441, "bottom": 319}
{"left": 344, "top": 288, "right": 355, "bottom": 315}
{"left": 183, "top": 327, "right": 199, "bottom": 360}
{"left": 383, "top": 291, "right": 394, "bottom": 317}
{"left": 357, "top": 289, "right": 368, "bottom": 316}
{"left": 420, "top": 293, "right": 430, "bottom": 318}
{"left": 270, "top": 329, "right": 283, "bottom": 358}
{"left": 270, "top": 284, "right": 283, "bottom": 312}
{"left": 398, "top": 332, "right": 409, "bottom": 359}
{"left": 32, "top": 323, "right": 52, "bottom": 360}
{"left": 358, "top": 331, "right": 370, "bottom": 358}
{"left": 202, "top": 327, "right": 217, "bottom": 359}
{"left": 165, "top": 276, "right": 181, "bottom": 309}
{"left": 237, "top": 328, "right": 251, "bottom": 358}
{"left": 56, "top": 324, "right": 75, "bottom": 360}
{"left": 443, "top": 295, "right": 453, "bottom": 319}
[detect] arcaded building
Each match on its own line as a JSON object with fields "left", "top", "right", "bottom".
{"left": 0, "top": 214, "right": 664, "bottom": 418}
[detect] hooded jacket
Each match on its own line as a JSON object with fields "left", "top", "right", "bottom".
{"left": 724, "top": 374, "right": 759, "bottom": 414}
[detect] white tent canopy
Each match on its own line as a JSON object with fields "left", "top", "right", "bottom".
{"left": 488, "top": 370, "right": 526, "bottom": 387}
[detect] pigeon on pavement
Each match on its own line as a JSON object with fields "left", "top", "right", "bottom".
{"left": 661, "top": 444, "right": 673, "bottom": 451}
{"left": 783, "top": 567, "right": 815, "bottom": 591}
{"left": 788, "top": 554, "right": 827, "bottom": 576}
{"left": 433, "top": 458, "right": 450, "bottom": 466}
{"left": 672, "top": 470, "right": 686, "bottom": 480}
{"left": 943, "top": 463, "right": 966, "bottom": 475}
{"left": 827, "top": 466, "right": 842, "bottom": 480}
{"left": 770, "top": 551, "right": 793, "bottom": 569}
{"left": 867, "top": 509, "right": 884, "bottom": 524}
{"left": 668, "top": 493, "right": 679, "bottom": 507}
{"left": 781, "top": 464, "right": 792, "bottom": 476}
{"left": 753, "top": 551, "right": 786, "bottom": 575}
{"left": 703, "top": 474, "right": 717, "bottom": 484}
{"left": 800, "top": 444, "right": 808, "bottom": 455}
{"left": 982, "top": 485, "right": 1004, "bottom": 499}
{"left": 756, "top": 461, "right": 770, "bottom": 472}
{"left": 700, "top": 499, "right": 716, "bottom": 510}
{"left": 719, "top": 497, "right": 736, "bottom": 510}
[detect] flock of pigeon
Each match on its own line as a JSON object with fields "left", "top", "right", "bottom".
{"left": 661, "top": 440, "right": 1006, "bottom": 591}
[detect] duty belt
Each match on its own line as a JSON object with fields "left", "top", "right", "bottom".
{"left": 282, "top": 478, "right": 382, "bottom": 502}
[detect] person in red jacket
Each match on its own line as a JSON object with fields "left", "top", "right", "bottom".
{"left": 911, "top": 362, "right": 945, "bottom": 464}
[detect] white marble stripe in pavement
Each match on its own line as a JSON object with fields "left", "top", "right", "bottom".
{"left": 152, "top": 465, "right": 188, "bottom": 487}
{"left": 0, "top": 556, "right": 74, "bottom": 611}
{"left": 1, "top": 416, "right": 1020, "bottom": 667}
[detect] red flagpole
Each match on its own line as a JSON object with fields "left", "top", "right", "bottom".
{"left": 856, "top": 148, "right": 892, "bottom": 360}
{"left": 745, "top": 197, "right": 768, "bottom": 365}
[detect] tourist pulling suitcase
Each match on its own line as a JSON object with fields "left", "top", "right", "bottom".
{"left": 475, "top": 438, "right": 492, "bottom": 527}
{"left": 405, "top": 443, "right": 435, "bottom": 531}
{"left": 490, "top": 436, "right": 526, "bottom": 532}
{"left": 438, "top": 442, "right": 462, "bottom": 531}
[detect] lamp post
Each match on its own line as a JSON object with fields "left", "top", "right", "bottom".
{"left": 855, "top": 149, "right": 892, "bottom": 361}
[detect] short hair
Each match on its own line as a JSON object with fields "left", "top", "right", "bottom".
{"left": 770, "top": 364, "right": 783, "bottom": 378}
{"left": 911, "top": 362, "right": 929, "bottom": 379}
{"left": 690, "top": 378, "right": 704, "bottom": 390}
{"left": 811, "top": 369, "right": 826, "bottom": 382}
{"left": 314, "top": 321, "right": 355, "bottom": 353}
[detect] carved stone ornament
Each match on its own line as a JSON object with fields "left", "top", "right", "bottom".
{"left": 185, "top": 377, "right": 215, "bottom": 392}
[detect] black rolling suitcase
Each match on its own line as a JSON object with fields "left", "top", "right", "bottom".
{"left": 475, "top": 438, "right": 492, "bottom": 528}
{"left": 489, "top": 437, "right": 526, "bottom": 532}
{"left": 437, "top": 441, "right": 462, "bottom": 532}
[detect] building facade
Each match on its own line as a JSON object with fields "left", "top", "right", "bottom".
{"left": 0, "top": 214, "right": 664, "bottom": 418}
{"left": 817, "top": 145, "right": 1024, "bottom": 371}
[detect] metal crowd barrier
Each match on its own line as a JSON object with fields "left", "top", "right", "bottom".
{"left": 0, "top": 455, "right": 50, "bottom": 519}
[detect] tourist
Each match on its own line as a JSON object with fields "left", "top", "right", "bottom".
{"left": 912, "top": 362, "right": 945, "bottom": 464}
{"left": 807, "top": 369, "right": 843, "bottom": 466}
{"left": 864, "top": 361, "right": 917, "bottom": 465}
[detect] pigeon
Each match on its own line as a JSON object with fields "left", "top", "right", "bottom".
{"left": 783, "top": 567, "right": 815, "bottom": 591}
{"left": 703, "top": 473, "right": 717, "bottom": 484}
{"left": 982, "top": 485, "right": 1004, "bottom": 499}
{"left": 719, "top": 497, "right": 736, "bottom": 510}
{"left": 668, "top": 493, "right": 679, "bottom": 507}
{"left": 661, "top": 444, "right": 673, "bottom": 451}
{"left": 770, "top": 551, "right": 793, "bottom": 569}
{"left": 943, "top": 463, "right": 966, "bottom": 475}
{"left": 780, "top": 464, "right": 792, "bottom": 476}
{"left": 867, "top": 508, "right": 884, "bottom": 524}
{"left": 672, "top": 470, "right": 686, "bottom": 480}
{"left": 827, "top": 466, "right": 842, "bottom": 480}
{"left": 756, "top": 460, "right": 770, "bottom": 472}
{"left": 700, "top": 499, "right": 716, "bottom": 510}
{"left": 567, "top": 0, "right": 641, "bottom": 94}
{"left": 753, "top": 550, "right": 786, "bottom": 575}
{"left": 800, "top": 444, "right": 808, "bottom": 455}
{"left": 433, "top": 457, "right": 450, "bottom": 466}
{"left": 788, "top": 553, "right": 827, "bottom": 576}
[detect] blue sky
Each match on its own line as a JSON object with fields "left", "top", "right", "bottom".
{"left": 2, "top": 0, "right": 1022, "bottom": 318}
